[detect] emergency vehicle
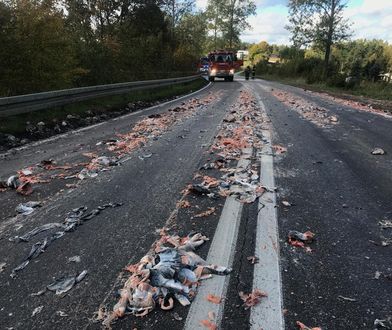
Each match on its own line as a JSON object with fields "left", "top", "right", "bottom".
{"left": 207, "top": 50, "right": 243, "bottom": 82}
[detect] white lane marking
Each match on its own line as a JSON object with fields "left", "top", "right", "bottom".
{"left": 0, "top": 82, "right": 212, "bottom": 159}
{"left": 250, "top": 92, "right": 284, "bottom": 330}
{"left": 184, "top": 148, "right": 252, "bottom": 330}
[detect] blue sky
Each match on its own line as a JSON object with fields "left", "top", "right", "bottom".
{"left": 196, "top": 0, "right": 392, "bottom": 45}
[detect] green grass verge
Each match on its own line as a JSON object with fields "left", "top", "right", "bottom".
{"left": 258, "top": 74, "right": 392, "bottom": 102}
{"left": 1, "top": 78, "right": 208, "bottom": 136}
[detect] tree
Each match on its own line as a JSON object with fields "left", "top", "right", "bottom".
{"left": 287, "top": 0, "right": 352, "bottom": 78}
{"left": 174, "top": 12, "right": 207, "bottom": 70}
{"left": 161, "top": 0, "right": 194, "bottom": 33}
{"left": 205, "top": 0, "right": 225, "bottom": 49}
{"left": 248, "top": 41, "right": 272, "bottom": 64}
{"left": 205, "top": 0, "right": 255, "bottom": 50}
{"left": 117, "top": 0, "right": 172, "bottom": 80}
{"left": 336, "top": 39, "right": 390, "bottom": 81}
{"left": 0, "top": 0, "right": 76, "bottom": 95}
{"left": 221, "top": 0, "right": 256, "bottom": 49}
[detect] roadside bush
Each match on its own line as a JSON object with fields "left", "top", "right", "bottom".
{"left": 344, "top": 77, "right": 359, "bottom": 89}
{"left": 255, "top": 60, "right": 269, "bottom": 75}
{"left": 326, "top": 73, "right": 346, "bottom": 88}
{"left": 260, "top": 56, "right": 325, "bottom": 84}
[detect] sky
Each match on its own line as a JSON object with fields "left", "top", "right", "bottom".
{"left": 195, "top": 0, "right": 392, "bottom": 45}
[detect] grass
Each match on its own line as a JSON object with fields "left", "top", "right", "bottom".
{"left": 0, "top": 78, "right": 208, "bottom": 136}
{"left": 258, "top": 74, "right": 392, "bottom": 102}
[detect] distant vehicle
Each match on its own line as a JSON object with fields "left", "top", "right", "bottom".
{"left": 207, "top": 50, "right": 243, "bottom": 82}
{"left": 197, "top": 57, "right": 209, "bottom": 74}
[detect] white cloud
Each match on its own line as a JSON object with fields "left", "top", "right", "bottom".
{"left": 345, "top": 0, "right": 392, "bottom": 42}
{"left": 195, "top": 0, "right": 207, "bottom": 10}
{"left": 357, "top": 0, "right": 392, "bottom": 15}
{"left": 241, "top": 9, "right": 290, "bottom": 45}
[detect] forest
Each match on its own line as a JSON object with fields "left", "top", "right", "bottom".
{"left": 0, "top": 0, "right": 254, "bottom": 97}
{"left": 1, "top": 0, "right": 391, "bottom": 98}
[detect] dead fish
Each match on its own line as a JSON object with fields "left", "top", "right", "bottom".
{"left": 379, "top": 220, "right": 392, "bottom": 229}
{"left": 68, "top": 256, "right": 81, "bottom": 263}
{"left": 105, "top": 232, "right": 230, "bottom": 326}
{"left": 31, "top": 305, "right": 43, "bottom": 317}
{"left": 92, "top": 156, "right": 118, "bottom": 167}
{"left": 374, "top": 318, "right": 392, "bottom": 329}
{"left": 31, "top": 289, "right": 47, "bottom": 297}
{"left": 15, "top": 201, "right": 42, "bottom": 215}
{"left": 10, "top": 223, "right": 65, "bottom": 242}
{"left": 138, "top": 152, "right": 153, "bottom": 160}
{"left": 56, "top": 311, "right": 69, "bottom": 317}
{"left": 190, "top": 184, "right": 211, "bottom": 195}
{"left": 371, "top": 148, "right": 386, "bottom": 155}
{"left": 26, "top": 238, "right": 51, "bottom": 260}
{"left": 337, "top": 295, "right": 357, "bottom": 302}
{"left": 77, "top": 168, "right": 98, "bottom": 180}
{"left": 174, "top": 293, "right": 191, "bottom": 306}
{"left": 288, "top": 230, "right": 314, "bottom": 242}
{"left": 47, "top": 270, "right": 87, "bottom": 295}
{"left": 288, "top": 230, "right": 315, "bottom": 250}
{"left": 16, "top": 182, "right": 33, "bottom": 196}
{"left": 10, "top": 260, "right": 29, "bottom": 278}
{"left": 10, "top": 203, "right": 122, "bottom": 276}
{"left": 47, "top": 276, "right": 76, "bottom": 295}
{"left": 21, "top": 169, "right": 33, "bottom": 176}
{"left": 76, "top": 270, "right": 88, "bottom": 283}
{"left": 6, "top": 175, "right": 20, "bottom": 188}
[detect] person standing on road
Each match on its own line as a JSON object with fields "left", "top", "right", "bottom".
{"left": 245, "top": 66, "right": 251, "bottom": 80}
{"left": 252, "top": 65, "right": 256, "bottom": 79}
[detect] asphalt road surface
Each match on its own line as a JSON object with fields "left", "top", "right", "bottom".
{"left": 0, "top": 77, "right": 391, "bottom": 330}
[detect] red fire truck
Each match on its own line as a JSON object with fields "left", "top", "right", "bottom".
{"left": 207, "top": 50, "right": 243, "bottom": 82}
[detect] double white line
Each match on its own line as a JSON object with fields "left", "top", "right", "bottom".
{"left": 184, "top": 148, "right": 252, "bottom": 329}
{"left": 184, "top": 89, "right": 284, "bottom": 330}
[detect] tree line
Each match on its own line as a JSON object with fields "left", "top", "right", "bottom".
{"left": 248, "top": 0, "right": 392, "bottom": 89}
{"left": 250, "top": 39, "right": 392, "bottom": 86}
{"left": 0, "top": 0, "right": 255, "bottom": 97}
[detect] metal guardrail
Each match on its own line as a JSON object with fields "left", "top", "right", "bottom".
{"left": 0, "top": 75, "right": 201, "bottom": 117}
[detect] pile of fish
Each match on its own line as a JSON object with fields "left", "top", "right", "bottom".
{"left": 103, "top": 232, "right": 231, "bottom": 326}
{"left": 211, "top": 92, "right": 264, "bottom": 160}
{"left": 193, "top": 90, "right": 267, "bottom": 204}
{"left": 271, "top": 89, "right": 339, "bottom": 127}
{"left": 106, "top": 93, "right": 220, "bottom": 156}
{"left": 312, "top": 90, "right": 392, "bottom": 118}
{"left": 9, "top": 203, "right": 122, "bottom": 277}
{"left": 1, "top": 94, "right": 222, "bottom": 196}
{"left": 219, "top": 166, "right": 265, "bottom": 203}
{"left": 0, "top": 160, "right": 81, "bottom": 195}
{"left": 188, "top": 168, "right": 264, "bottom": 204}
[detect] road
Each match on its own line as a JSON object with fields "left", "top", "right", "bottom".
{"left": 0, "top": 77, "right": 391, "bottom": 330}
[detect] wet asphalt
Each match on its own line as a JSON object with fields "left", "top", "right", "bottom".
{"left": 0, "top": 78, "right": 391, "bottom": 330}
